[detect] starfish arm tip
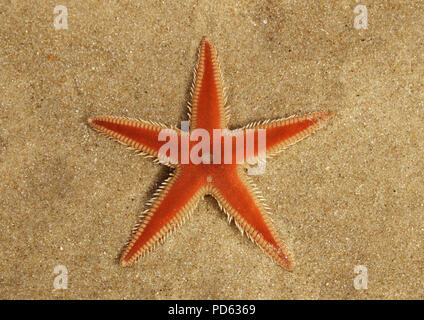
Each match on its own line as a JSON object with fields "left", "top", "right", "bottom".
{"left": 119, "top": 257, "right": 131, "bottom": 267}
{"left": 323, "top": 110, "right": 335, "bottom": 121}
{"left": 286, "top": 260, "right": 295, "bottom": 272}
{"left": 272, "top": 245, "right": 295, "bottom": 271}
{"left": 308, "top": 110, "right": 334, "bottom": 123}
{"left": 201, "top": 35, "right": 211, "bottom": 43}
{"left": 87, "top": 116, "right": 101, "bottom": 127}
{"left": 277, "top": 253, "right": 295, "bottom": 271}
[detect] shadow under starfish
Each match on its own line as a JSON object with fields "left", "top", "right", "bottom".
{"left": 88, "top": 36, "right": 334, "bottom": 271}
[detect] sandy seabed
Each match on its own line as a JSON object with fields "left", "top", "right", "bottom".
{"left": 0, "top": 1, "right": 423, "bottom": 299}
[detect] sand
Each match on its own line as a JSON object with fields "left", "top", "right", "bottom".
{"left": 0, "top": 0, "right": 423, "bottom": 299}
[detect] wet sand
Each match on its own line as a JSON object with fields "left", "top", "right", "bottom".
{"left": 0, "top": 1, "right": 423, "bottom": 299}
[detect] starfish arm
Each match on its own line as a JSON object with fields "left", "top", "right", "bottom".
{"left": 120, "top": 167, "right": 206, "bottom": 266}
{"left": 240, "top": 111, "right": 334, "bottom": 162}
{"left": 210, "top": 167, "right": 294, "bottom": 270}
{"left": 189, "top": 36, "right": 227, "bottom": 131}
{"left": 88, "top": 116, "right": 181, "bottom": 165}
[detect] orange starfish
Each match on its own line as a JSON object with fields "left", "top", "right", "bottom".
{"left": 88, "top": 37, "right": 333, "bottom": 271}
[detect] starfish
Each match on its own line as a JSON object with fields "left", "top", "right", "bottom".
{"left": 88, "top": 36, "right": 333, "bottom": 271}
